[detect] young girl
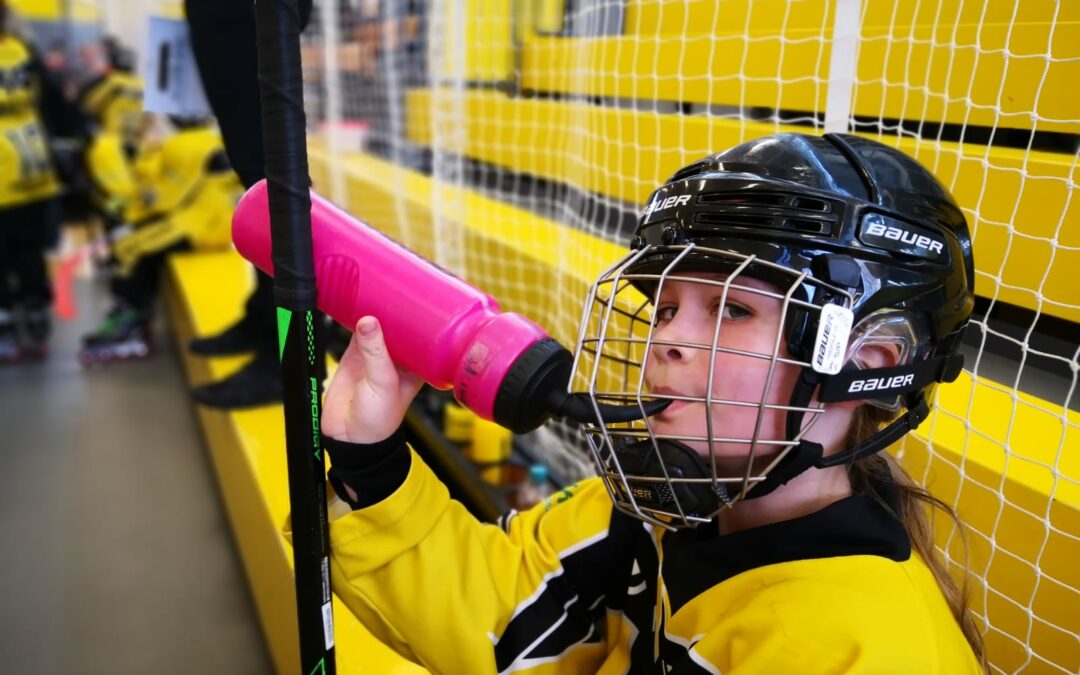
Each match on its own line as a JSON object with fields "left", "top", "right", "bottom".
{"left": 315, "top": 133, "right": 986, "bottom": 673}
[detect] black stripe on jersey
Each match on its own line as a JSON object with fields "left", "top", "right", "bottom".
{"left": 662, "top": 648, "right": 720, "bottom": 674}
{"left": 497, "top": 510, "right": 518, "bottom": 532}
{"left": 659, "top": 633, "right": 719, "bottom": 674}
{"left": 524, "top": 592, "right": 606, "bottom": 659}
{"left": 551, "top": 510, "right": 667, "bottom": 675}
{"left": 602, "top": 511, "right": 654, "bottom": 612}
{"left": 494, "top": 529, "right": 628, "bottom": 673}
{"left": 661, "top": 481, "right": 910, "bottom": 615}
{"left": 622, "top": 527, "right": 663, "bottom": 675}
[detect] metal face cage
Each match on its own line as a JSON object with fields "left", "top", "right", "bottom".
{"left": 569, "top": 243, "right": 855, "bottom": 529}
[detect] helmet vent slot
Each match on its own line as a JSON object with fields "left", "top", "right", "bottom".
{"left": 694, "top": 212, "right": 773, "bottom": 227}
{"left": 698, "top": 193, "right": 786, "bottom": 206}
{"left": 792, "top": 197, "right": 829, "bottom": 212}
{"left": 693, "top": 212, "right": 833, "bottom": 235}
{"left": 788, "top": 218, "right": 829, "bottom": 234}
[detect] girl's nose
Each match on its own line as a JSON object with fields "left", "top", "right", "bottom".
{"left": 650, "top": 316, "right": 704, "bottom": 364}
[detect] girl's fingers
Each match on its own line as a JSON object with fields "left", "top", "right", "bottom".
{"left": 323, "top": 330, "right": 364, "bottom": 415}
{"left": 353, "top": 316, "right": 399, "bottom": 393}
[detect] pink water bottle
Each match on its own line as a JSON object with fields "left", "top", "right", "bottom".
{"left": 233, "top": 180, "right": 578, "bottom": 432}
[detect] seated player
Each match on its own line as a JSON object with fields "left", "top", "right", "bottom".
{"left": 78, "top": 116, "right": 242, "bottom": 366}
{"left": 74, "top": 36, "right": 146, "bottom": 228}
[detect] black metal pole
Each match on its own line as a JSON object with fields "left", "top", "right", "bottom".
{"left": 253, "top": 2, "right": 335, "bottom": 674}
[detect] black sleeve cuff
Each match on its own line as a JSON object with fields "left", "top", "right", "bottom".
{"left": 324, "top": 428, "right": 411, "bottom": 510}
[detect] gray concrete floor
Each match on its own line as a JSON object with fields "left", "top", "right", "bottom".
{"left": 0, "top": 279, "right": 272, "bottom": 675}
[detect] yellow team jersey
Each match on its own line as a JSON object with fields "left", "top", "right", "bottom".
{"left": 311, "top": 450, "right": 983, "bottom": 675}
{"left": 79, "top": 71, "right": 146, "bottom": 214}
{"left": 0, "top": 35, "right": 60, "bottom": 209}
{"left": 132, "top": 126, "right": 234, "bottom": 218}
{"left": 78, "top": 71, "right": 145, "bottom": 144}
{"left": 85, "top": 131, "right": 137, "bottom": 214}
{"left": 110, "top": 126, "right": 242, "bottom": 274}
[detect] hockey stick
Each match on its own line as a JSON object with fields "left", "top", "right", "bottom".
{"left": 253, "top": 1, "right": 336, "bottom": 673}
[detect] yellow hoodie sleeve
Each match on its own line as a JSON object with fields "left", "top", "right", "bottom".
{"left": 318, "top": 449, "right": 619, "bottom": 674}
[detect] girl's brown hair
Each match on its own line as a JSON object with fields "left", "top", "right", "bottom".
{"left": 846, "top": 405, "right": 988, "bottom": 672}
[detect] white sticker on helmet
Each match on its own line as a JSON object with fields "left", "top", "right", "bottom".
{"left": 812, "top": 303, "right": 854, "bottom": 374}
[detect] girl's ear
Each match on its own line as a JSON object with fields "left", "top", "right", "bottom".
{"left": 851, "top": 341, "right": 903, "bottom": 371}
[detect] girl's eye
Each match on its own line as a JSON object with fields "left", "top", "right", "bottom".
{"left": 653, "top": 302, "right": 750, "bottom": 325}
{"left": 654, "top": 305, "right": 676, "bottom": 324}
{"left": 718, "top": 302, "right": 751, "bottom": 320}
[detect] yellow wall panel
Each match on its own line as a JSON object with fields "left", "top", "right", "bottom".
{"left": 433, "top": 0, "right": 514, "bottom": 82}
{"left": 624, "top": 0, "right": 1075, "bottom": 36}
{"left": 10, "top": 0, "right": 105, "bottom": 21}
{"left": 854, "top": 20, "right": 1080, "bottom": 135}
{"left": 68, "top": 0, "right": 100, "bottom": 22}
{"left": 534, "top": 0, "right": 566, "bottom": 35}
{"left": 7, "top": 0, "right": 62, "bottom": 19}
{"left": 860, "top": 0, "right": 1078, "bottom": 29}
{"left": 625, "top": 0, "right": 831, "bottom": 37}
{"left": 522, "top": 32, "right": 829, "bottom": 115}
{"left": 519, "top": 1, "right": 1078, "bottom": 133}
{"left": 156, "top": 0, "right": 186, "bottom": 20}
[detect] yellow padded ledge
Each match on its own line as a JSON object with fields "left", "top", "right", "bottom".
{"left": 165, "top": 251, "right": 426, "bottom": 675}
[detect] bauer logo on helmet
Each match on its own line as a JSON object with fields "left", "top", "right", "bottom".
{"left": 643, "top": 194, "right": 691, "bottom": 218}
{"left": 848, "top": 373, "right": 916, "bottom": 394}
{"left": 859, "top": 214, "right": 948, "bottom": 262}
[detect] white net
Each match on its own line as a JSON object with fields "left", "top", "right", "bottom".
{"left": 301, "top": 2, "right": 1079, "bottom": 672}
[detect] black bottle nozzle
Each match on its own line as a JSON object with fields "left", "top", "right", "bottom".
{"left": 492, "top": 338, "right": 670, "bottom": 433}
{"left": 546, "top": 390, "right": 671, "bottom": 426}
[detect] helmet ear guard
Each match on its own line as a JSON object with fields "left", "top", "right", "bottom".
{"left": 819, "top": 331, "right": 965, "bottom": 404}
{"left": 744, "top": 345, "right": 964, "bottom": 500}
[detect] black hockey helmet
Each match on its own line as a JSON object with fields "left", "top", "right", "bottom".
{"left": 631, "top": 133, "right": 973, "bottom": 350}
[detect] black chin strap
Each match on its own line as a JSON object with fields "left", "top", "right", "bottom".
{"left": 745, "top": 371, "right": 824, "bottom": 499}
{"left": 745, "top": 366, "right": 937, "bottom": 500}
{"left": 817, "top": 395, "right": 929, "bottom": 467}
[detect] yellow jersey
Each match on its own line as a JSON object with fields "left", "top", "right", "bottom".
{"left": 78, "top": 71, "right": 146, "bottom": 215}
{"left": 77, "top": 71, "right": 145, "bottom": 144}
{"left": 0, "top": 34, "right": 60, "bottom": 209}
{"left": 310, "top": 447, "right": 983, "bottom": 674}
{"left": 110, "top": 125, "right": 241, "bottom": 274}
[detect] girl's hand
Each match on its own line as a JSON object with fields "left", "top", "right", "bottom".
{"left": 321, "top": 316, "right": 424, "bottom": 444}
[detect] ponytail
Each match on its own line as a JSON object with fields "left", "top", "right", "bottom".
{"left": 847, "top": 407, "right": 988, "bottom": 672}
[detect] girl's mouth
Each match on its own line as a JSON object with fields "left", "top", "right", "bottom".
{"left": 650, "top": 386, "right": 695, "bottom": 420}
{"left": 655, "top": 401, "right": 689, "bottom": 421}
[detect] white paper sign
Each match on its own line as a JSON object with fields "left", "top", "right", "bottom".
{"left": 142, "top": 16, "right": 211, "bottom": 117}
